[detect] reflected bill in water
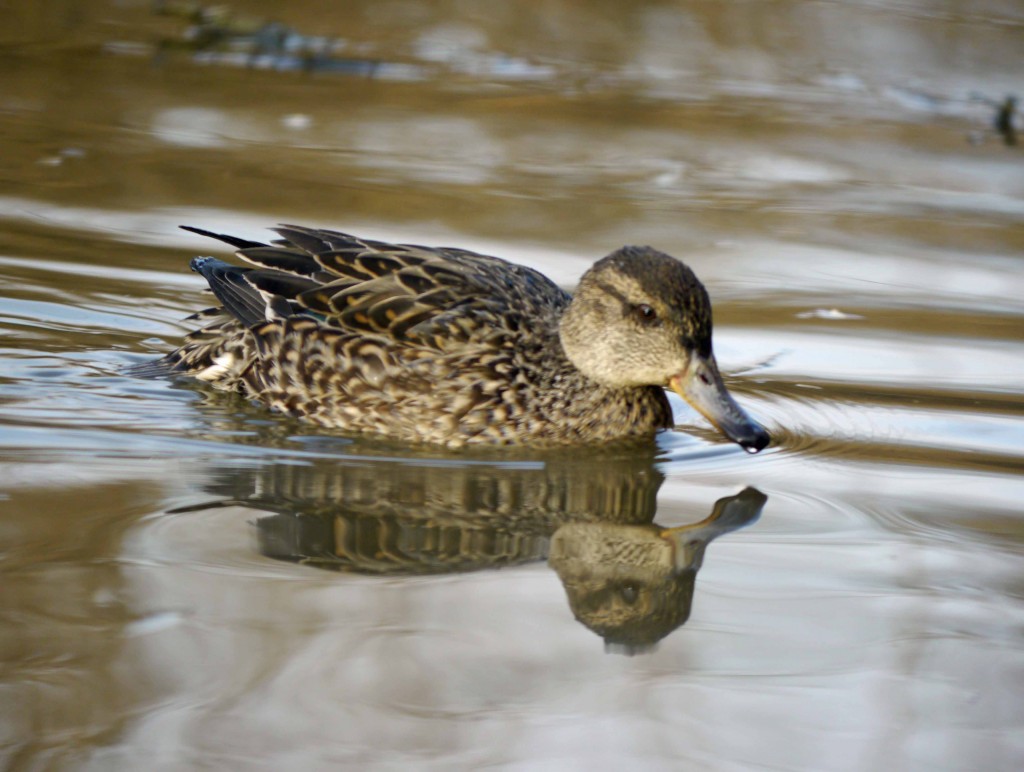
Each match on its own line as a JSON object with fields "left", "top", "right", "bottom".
{"left": 182, "top": 449, "right": 766, "bottom": 653}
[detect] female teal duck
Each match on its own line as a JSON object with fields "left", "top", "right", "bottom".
{"left": 150, "top": 225, "right": 770, "bottom": 451}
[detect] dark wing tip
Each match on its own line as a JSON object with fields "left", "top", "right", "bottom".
{"left": 180, "top": 225, "right": 267, "bottom": 250}
{"left": 180, "top": 224, "right": 217, "bottom": 238}
{"left": 189, "top": 256, "right": 266, "bottom": 327}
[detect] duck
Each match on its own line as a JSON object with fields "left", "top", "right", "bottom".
{"left": 145, "top": 224, "right": 770, "bottom": 452}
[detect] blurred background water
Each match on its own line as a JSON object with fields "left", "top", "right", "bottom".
{"left": 1, "top": 1, "right": 1022, "bottom": 770}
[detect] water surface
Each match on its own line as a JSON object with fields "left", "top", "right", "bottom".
{"left": 1, "top": 1, "right": 1023, "bottom": 770}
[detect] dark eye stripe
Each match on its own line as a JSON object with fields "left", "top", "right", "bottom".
{"left": 593, "top": 279, "right": 662, "bottom": 326}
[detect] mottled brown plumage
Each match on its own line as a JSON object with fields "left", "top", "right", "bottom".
{"left": 145, "top": 225, "right": 769, "bottom": 451}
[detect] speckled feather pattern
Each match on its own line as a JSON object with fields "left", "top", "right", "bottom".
{"left": 155, "top": 225, "right": 675, "bottom": 447}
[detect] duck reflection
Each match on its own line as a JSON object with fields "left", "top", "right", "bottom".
{"left": 548, "top": 488, "right": 765, "bottom": 653}
{"left": 192, "top": 446, "right": 765, "bottom": 652}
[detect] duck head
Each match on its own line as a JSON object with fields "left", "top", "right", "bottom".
{"left": 559, "top": 246, "right": 770, "bottom": 453}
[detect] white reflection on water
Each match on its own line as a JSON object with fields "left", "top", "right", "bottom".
{"left": 735, "top": 329, "right": 1024, "bottom": 391}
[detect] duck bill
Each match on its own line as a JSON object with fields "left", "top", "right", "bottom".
{"left": 669, "top": 355, "right": 770, "bottom": 453}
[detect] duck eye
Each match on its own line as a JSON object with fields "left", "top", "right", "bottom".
{"left": 632, "top": 303, "right": 659, "bottom": 325}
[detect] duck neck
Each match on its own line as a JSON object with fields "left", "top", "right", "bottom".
{"left": 531, "top": 337, "right": 674, "bottom": 441}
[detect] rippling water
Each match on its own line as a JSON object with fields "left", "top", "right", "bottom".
{"left": 2, "top": 1, "right": 1023, "bottom": 770}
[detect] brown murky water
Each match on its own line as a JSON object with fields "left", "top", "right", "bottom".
{"left": 2, "top": 1, "right": 1023, "bottom": 769}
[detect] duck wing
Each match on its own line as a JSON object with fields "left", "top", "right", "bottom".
{"left": 182, "top": 224, "right": 570, "bottom": 351}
